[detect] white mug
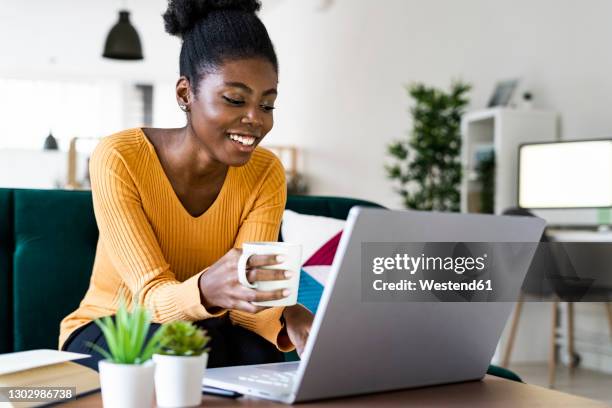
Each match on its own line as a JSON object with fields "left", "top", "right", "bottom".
{"left": 237, "top": 242, "right": 301, "bottom": 307}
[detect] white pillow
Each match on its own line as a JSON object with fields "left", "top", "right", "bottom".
{"left": 281, "top": 209, "right": 345, "bottom": 265}
{"left": 302, "top": 265, "right": 332, "bottom": 286}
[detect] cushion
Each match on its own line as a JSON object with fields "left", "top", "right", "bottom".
{"left": 13, "top": 189, "right": 98, "bottom": 350}
{"left": 296, "top": 269, "right": 325, "bottom": 315}
{"left": 296, "top": 230, "right": 343, "bottom": 313}
{"left": 304, "top": 230, "right": 342, "bottom": 267}
{"left": 281, "top": 210, "right": 345, "bottom": 265}
{"left": 282, "top": 210, "right": 345, "bottom": 312}
{"left": 300, "top": 229, "right": 341, "bottom": 287}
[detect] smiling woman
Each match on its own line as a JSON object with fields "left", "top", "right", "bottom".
{"left": 182, "top": 57, "right": 278, "bottom": 167}
{"left": 59, "top": 0, "right": 314, "bottom": 371}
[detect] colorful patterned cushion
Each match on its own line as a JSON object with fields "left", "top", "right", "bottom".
{"left": 281, "top": 210, "right": 344, "bottom": 264}
{"left": 297, "top": 269, "right": 325, "bottom": 315}
{"left": 297, "top": 231, "right": 343, "bottom": 314}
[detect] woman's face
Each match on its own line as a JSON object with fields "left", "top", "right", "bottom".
{"left": 180, "top": 57, "right": 278, "bottom": 167}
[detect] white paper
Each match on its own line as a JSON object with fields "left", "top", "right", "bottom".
{"left": 0, "top": 349, "right": 90, "bottom": 376}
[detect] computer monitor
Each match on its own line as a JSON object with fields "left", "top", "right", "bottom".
{"left": 518, "top": 140, "right": 612, "bottom": 209}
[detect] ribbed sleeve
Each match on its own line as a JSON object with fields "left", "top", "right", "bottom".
{"left": 230, "top": 155, "right": 289, "bottom": 350}
{"left": 59, "top": 128, "right": 291, "bottom": 352}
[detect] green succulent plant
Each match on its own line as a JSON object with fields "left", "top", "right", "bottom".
{"left": 87, "top": 298, "right": 162, "bottom": 364}
{"left": 157, "top": 321, "right": 211, "bottom": 357}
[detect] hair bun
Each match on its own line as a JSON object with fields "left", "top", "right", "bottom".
{"left": 163, "top": 0, "right": 261, "bottom": 38}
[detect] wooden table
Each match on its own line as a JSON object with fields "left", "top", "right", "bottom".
{"left": 61, "top": 375, "right": 607, "bottom": 407}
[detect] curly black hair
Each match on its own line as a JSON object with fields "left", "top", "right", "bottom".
{"left": 163, "top": 0, "right": 278, "bottom": 92}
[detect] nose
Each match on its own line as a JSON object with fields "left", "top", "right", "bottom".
{"left": 241, "top": 106, "right": 264, "bottom": 128}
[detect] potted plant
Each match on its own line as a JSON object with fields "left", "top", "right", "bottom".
{"left": 386, "top": 80, "right": 471, "bottom": 211}
{"left": 88, "top": 299, "right": 161, "bottom": 408}
{"left": 153, "top": 321, "right": 211, "bottom": 408}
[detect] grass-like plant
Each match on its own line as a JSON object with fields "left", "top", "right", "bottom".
{"left": 88, "top": 298, "right": 162, "bottom": 364}
{"left": 156, "top": 321, "right": 210, "bottom": 357}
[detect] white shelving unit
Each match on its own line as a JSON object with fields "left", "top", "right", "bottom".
{"left": 460, "top": 108, "right": 558, "bottom": 214}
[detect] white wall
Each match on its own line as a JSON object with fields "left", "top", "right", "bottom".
{"left": 0, "top": 0, "right": 179, "bottom": 82}
{"left": 4, "top": 0, "right": 612, "bottom": 206}
{"left": 261, "top": 0, "right": 612, "bottom": 208}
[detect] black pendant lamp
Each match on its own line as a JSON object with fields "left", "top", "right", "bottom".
{"left": 43, "top": 131, "right": 58, "bottom": 150}
{"left": 103, "top": 10, "right": 143, "bottom": 60}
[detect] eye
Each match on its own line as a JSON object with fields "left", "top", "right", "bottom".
{"left": 222, "top": 95, "right": 244, "bottom": 106}
{"left": 260, "top": 104, "right": 275, "bottom": 113}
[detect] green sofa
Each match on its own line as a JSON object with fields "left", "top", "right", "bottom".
{"left": 0, "top": 188, "right": 520, "bottom": 382}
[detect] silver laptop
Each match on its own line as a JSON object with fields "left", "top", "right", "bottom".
{"left": 203, "top": 207, "right": 545, "bottom": 403}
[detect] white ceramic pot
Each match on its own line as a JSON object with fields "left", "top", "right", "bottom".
{"left": 153, "top": 353, "right": 208, "bottom": 408}
{"left": 98, "top": 359, "right": 155, "bottom": 408}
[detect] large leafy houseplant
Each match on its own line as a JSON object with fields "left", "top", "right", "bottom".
{"left": 386, "top": 81, "right": 471, "bottom": 211}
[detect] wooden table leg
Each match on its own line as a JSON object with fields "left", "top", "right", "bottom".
{"left": 606, "top": 302, "right": 612, "bottom": 340}
{"left": 502, "top": 293, "right": 524, "bottom": 368}
{"left": 567, "top": 302, "right": 575, "bottom": 376}
{"left": 548, "top": 300, "right": 559, "bottom": 388}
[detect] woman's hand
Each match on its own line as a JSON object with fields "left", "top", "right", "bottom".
{"left": 283, "top": 304, "right": 314, "bottom": 356}
{"left": 199, "top": 248, "right": 292, "bottom": 314}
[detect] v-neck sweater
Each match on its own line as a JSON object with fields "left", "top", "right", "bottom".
{"left": 59, "top": 128, "right": 290, "bottom": 351}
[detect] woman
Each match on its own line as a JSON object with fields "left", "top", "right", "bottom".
{"left": 60, "top": 0, "right": 313, "bottom": 370}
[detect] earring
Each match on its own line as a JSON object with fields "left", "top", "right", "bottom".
{"left": 179, "top": 104, "right": 189, "bottom": 112}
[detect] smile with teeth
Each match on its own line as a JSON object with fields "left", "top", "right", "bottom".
{"left": 228, "top": 133, "right": 257, "bottom": 146}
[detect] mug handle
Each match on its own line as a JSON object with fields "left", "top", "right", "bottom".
{"left": 237, "top": 251, "right": 258, "bottom": 289}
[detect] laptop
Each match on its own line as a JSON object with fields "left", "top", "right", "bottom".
{"left": 203, "top": 207, "right": 545, "bottom": 403}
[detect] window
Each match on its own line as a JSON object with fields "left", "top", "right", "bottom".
{"left": 0, "top": 78, "right": 140, "bottom": 150}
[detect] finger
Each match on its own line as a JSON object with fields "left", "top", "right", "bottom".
{"left": 246, "top": 268, "right": 290, "bottom": 283}
{"left": 247, "top": 254, "right": 284, "bottom": 268}
{"left": 253, "top": 288, "right": 291, "bottom": 302}
{"left": 236, "top": 287, "right": 290, "bottom": 303}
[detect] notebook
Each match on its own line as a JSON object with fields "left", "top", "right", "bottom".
{"left": 0, "top": 349, "right": 100, "bottom": 407}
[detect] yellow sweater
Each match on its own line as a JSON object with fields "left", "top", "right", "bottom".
{"left": 59, "top": 128, "right": 291, "bottom": 351}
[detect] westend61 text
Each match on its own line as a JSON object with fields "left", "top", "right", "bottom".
{"left": 373, "top": 279, "right": 493, "bottom": 291}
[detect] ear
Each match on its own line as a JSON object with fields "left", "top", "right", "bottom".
{"left": 175, "top": 76, "right": 192, "bottom": 111}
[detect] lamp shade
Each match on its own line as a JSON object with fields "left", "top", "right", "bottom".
{"left": 43, "top": 131, "right": 58, "bottom": 150}
{"left": 103, "top": 10, "right": 143, "bottom": 60}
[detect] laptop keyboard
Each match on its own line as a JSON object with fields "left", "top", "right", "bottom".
{"left": 238, "top": 370, "right": 296, "bottom": 388}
